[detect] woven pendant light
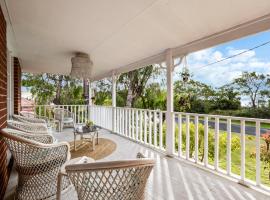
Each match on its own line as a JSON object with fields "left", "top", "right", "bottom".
{"left": 70, "top": 52, "right": 93, "bottom": 79}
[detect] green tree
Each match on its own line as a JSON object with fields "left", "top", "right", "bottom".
{"left": 212, "top": 85, "right": 241, "bottom": 110}
{"left": 134, "top": 83, "right": 166, "bottom": 110}
{"left": 233, "top": 72, "right": 269, "bottom": 108}
{"left": 117, "top": 65, "right": 159, "bottom": 107}
{"left": 22, "top": 73, "right": 84, "bottom": 105}
{"left": 174, "top": 79, "right": 215, "bottom": 113}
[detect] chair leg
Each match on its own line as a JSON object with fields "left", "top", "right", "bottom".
{"left": 56, "top": 173, "right": 63, "bottom": 200}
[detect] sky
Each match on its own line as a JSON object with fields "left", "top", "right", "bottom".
{"left": 174, "top": 30, "right": 270, "bottom": 88}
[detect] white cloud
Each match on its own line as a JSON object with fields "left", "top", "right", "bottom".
{"left": 178, "top": 47, "right": 270, "bottom": 87}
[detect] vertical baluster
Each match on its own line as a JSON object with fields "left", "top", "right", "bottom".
{"left": 159, "top": 111, "right": 163, "bottom": 149}
{"left": 154, "top": 112, "right": 157, "bottom": 147}
{"left": 85, "top": 106, "right": 87, "bottom": 123}
{"left": 149, "top": 111, "right": 152, "bottom": 145}
{"left": 119, "top": 109, "right": 122, "bottom": 134}
{"left": 128, "top": 109, "right": 131, "bottom": 138}
{"left": 118, "top": 108, "right": 121, "bottom": 134}
{"left": 121, "top": 109, "right": 124, "bottom": 135}
{"left": 82, "top": 106, "right": 84, "bottom": 124}
{"left": 38, "top": 105, "right": 41, "bottom": 117}
{"left": 117, "top": 108, "right": 120, "bottom": 133}
{"left": 195, "top": 115, "right": 199, "bottom": 162}
{"left": 74, "top": 106, "right": 77, "bottom": 123}
{"left": 240, "top": 119, "right": 245, "bottom": 181}
{"left": 144, "top": 111, "right": 147, "bottom": 143}
{"left": 125, "top": 109, "right": 127, "bottom": 136}
{"left": 227, "top": 118, "right": 231, "bottom": 175}
{"left": 172, "top": 113, "right": 175, "bottom": 154}
{"left": 186, "top": 115, "right": 190, "bottom": 159}
{"left": 44, "top": 106, "right": 46, "bottom": 118}
{"left": 204, "top": 116, "right": 209, "bottom": 166}
{"left": 214, "top": 117, "right": 219, "bottom": 170}
{"left": 140, "top": 110, "right": 143, "bottom": 142}
{"left": 256, "top": 121, "right": 261, "bottom": 185}
{"left": 122, "top": 109, "right": 124, "bottom": 134}
{"left": 178, "top": 114, "right": 182, "bottom": 157}
{"left": 132, "top": 109, "right": 135, "bottom": 139}
{"left": 78, "top": 106, "right": 80, "bottom": 123}
{"left": 135, "top": 110, "right": 138, "bottom": 140}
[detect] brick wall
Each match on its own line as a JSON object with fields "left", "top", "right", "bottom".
{"left": 14, "top": 57, "right": 21, "bottom": 114}
{"left": 0, "top": 5, "right": 8, "bottom": 198}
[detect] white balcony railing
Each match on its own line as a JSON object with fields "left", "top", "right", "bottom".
{"left": 33, "top": 105, "right": 270, "bottom": 192}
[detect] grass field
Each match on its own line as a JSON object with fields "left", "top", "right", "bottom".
{"left": 219, "top": 133, "right": 270, "bottom": 186}
{"left": 172, "top": 127, "right": 270, "bottom": 187}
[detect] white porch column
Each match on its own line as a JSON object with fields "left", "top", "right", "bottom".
{"left": 7, "top": 50, "right": 14, "bottom": 118}
{"left": 88, "top": 81, "right": 92, "bottom": 121}
{"left": 112, "top": 74, "right": 117, "bottom": 132}
{"left": 88, "top": 81, "right": 92, "bottom": 106}
{"left": 165, "top": 49, "right": 174, "bottom": 156}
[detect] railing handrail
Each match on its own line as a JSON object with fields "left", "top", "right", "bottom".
{"left": 35, "top": 104, "right": 270, "bottom": 122}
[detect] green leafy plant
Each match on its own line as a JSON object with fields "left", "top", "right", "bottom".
{"left": 86, "top": 120, "right": 94, "bottom": 127}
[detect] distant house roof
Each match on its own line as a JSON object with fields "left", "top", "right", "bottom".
{"left": 21, "top": 97, "right": 34, "bottom": 111}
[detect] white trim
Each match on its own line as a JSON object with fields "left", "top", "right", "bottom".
{"left": 0, "top": 0, "right": 18, "bottom": 56}
{"left": 6, "top": 50, "right": 14, "bottom": 118}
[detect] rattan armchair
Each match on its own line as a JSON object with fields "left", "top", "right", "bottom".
{"left": 64, "top": 153, "right": 155, "bottom": 200}
{"left": 0, "top": 129, "right": 73, "bottom": 200}
{"left": 13, "top": 114, "right": 47, "bottom": 125}
{"left": 3, "top": 128, "right": 54, "bottom": 144}
{"left": 20, "top": 111, "right": 49, "bottom": 123}
{"left": 7, "top": 120, "right": 49, "bottom": 134}
{"left": 54, "top": 108, "right": 75, "bottom": 131}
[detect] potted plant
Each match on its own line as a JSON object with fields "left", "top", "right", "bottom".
{"left": 83, "top": 120, "right": 96, "bottom": 132}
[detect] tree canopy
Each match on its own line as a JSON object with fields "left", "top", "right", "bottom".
{"left": 22, "top": 70, "right": 270, "bottom": 118}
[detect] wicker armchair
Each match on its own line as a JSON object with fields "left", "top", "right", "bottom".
{"left": 64, "top": 153, "right": 155, "bottom": 200}
{"left": 54, "top": 108, "right": 75, "bottom": 131}
{"left": 0, "top": 129, "right": 72, "bottom": 200}
{"left": 3, "top": 128, "right": 54, "bottom": 144}
{"left": 7, "top": 120, "right": 49, "bottom": 134}
{"left": 13, "top": 114, "right": 47, "bottom": 125}
{"left": 20, "top": 111, "right": 49, "bottom": 123}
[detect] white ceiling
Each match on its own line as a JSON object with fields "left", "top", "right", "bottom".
{"left": 4, "top": 0, "right": 270, "bottom": 80}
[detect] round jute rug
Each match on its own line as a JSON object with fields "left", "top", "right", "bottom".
{"left": 69, "top": 138, "right": 117, "bottom": 160}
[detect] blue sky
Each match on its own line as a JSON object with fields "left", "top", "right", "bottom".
{"left": 174, "top": 30, "right": 270, "bottom": 88}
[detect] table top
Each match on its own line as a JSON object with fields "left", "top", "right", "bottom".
{"left": 74, "top": 124, "right": 101, "bottom": 134}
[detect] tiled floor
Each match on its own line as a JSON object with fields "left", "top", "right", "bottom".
{"left": 5, "top": 128, "right": 270, "bottom": 200}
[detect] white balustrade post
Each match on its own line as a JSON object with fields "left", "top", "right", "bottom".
{"left": 88, "top": 81, "right": 92, "bottom": 121}
{"left": 112, "top": 73, "right": 117, "bottom": 132}
{"left": 165, "top": 49, "right": 175, "bottom": 156}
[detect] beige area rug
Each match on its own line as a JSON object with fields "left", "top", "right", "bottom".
{"left": 69, "top": 138, "right": 117, "bottom": 160}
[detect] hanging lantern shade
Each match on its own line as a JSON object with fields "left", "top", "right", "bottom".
{"left": 70, "top": 52, "right": 93, "bottom": 79}
{"left": 181, "top": 55, "right": 190, "bottom": 83}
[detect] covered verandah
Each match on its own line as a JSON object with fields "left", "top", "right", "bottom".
{"left": 1, "top": 0, "right": 270, "bottom": 199}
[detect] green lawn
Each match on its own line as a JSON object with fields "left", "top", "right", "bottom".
{"left": 209, "top": 132, "right": 269, "bottom": 186}
{"left": 173, "top": 128, "right": 270, "bottom": 187}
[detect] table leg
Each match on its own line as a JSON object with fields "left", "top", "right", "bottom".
{"left": 92, "top": 136, "right": 95, "bottom": 151}
{"left": 74, "top": 133, "right": 76, "bottom": 151}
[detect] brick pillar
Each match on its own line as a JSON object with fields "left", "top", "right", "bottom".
{"left": 0, "top": 5, "right": 8, "bottom": 198}
{"left": 14, "top": 57, "right": 21, "bottom": 114}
